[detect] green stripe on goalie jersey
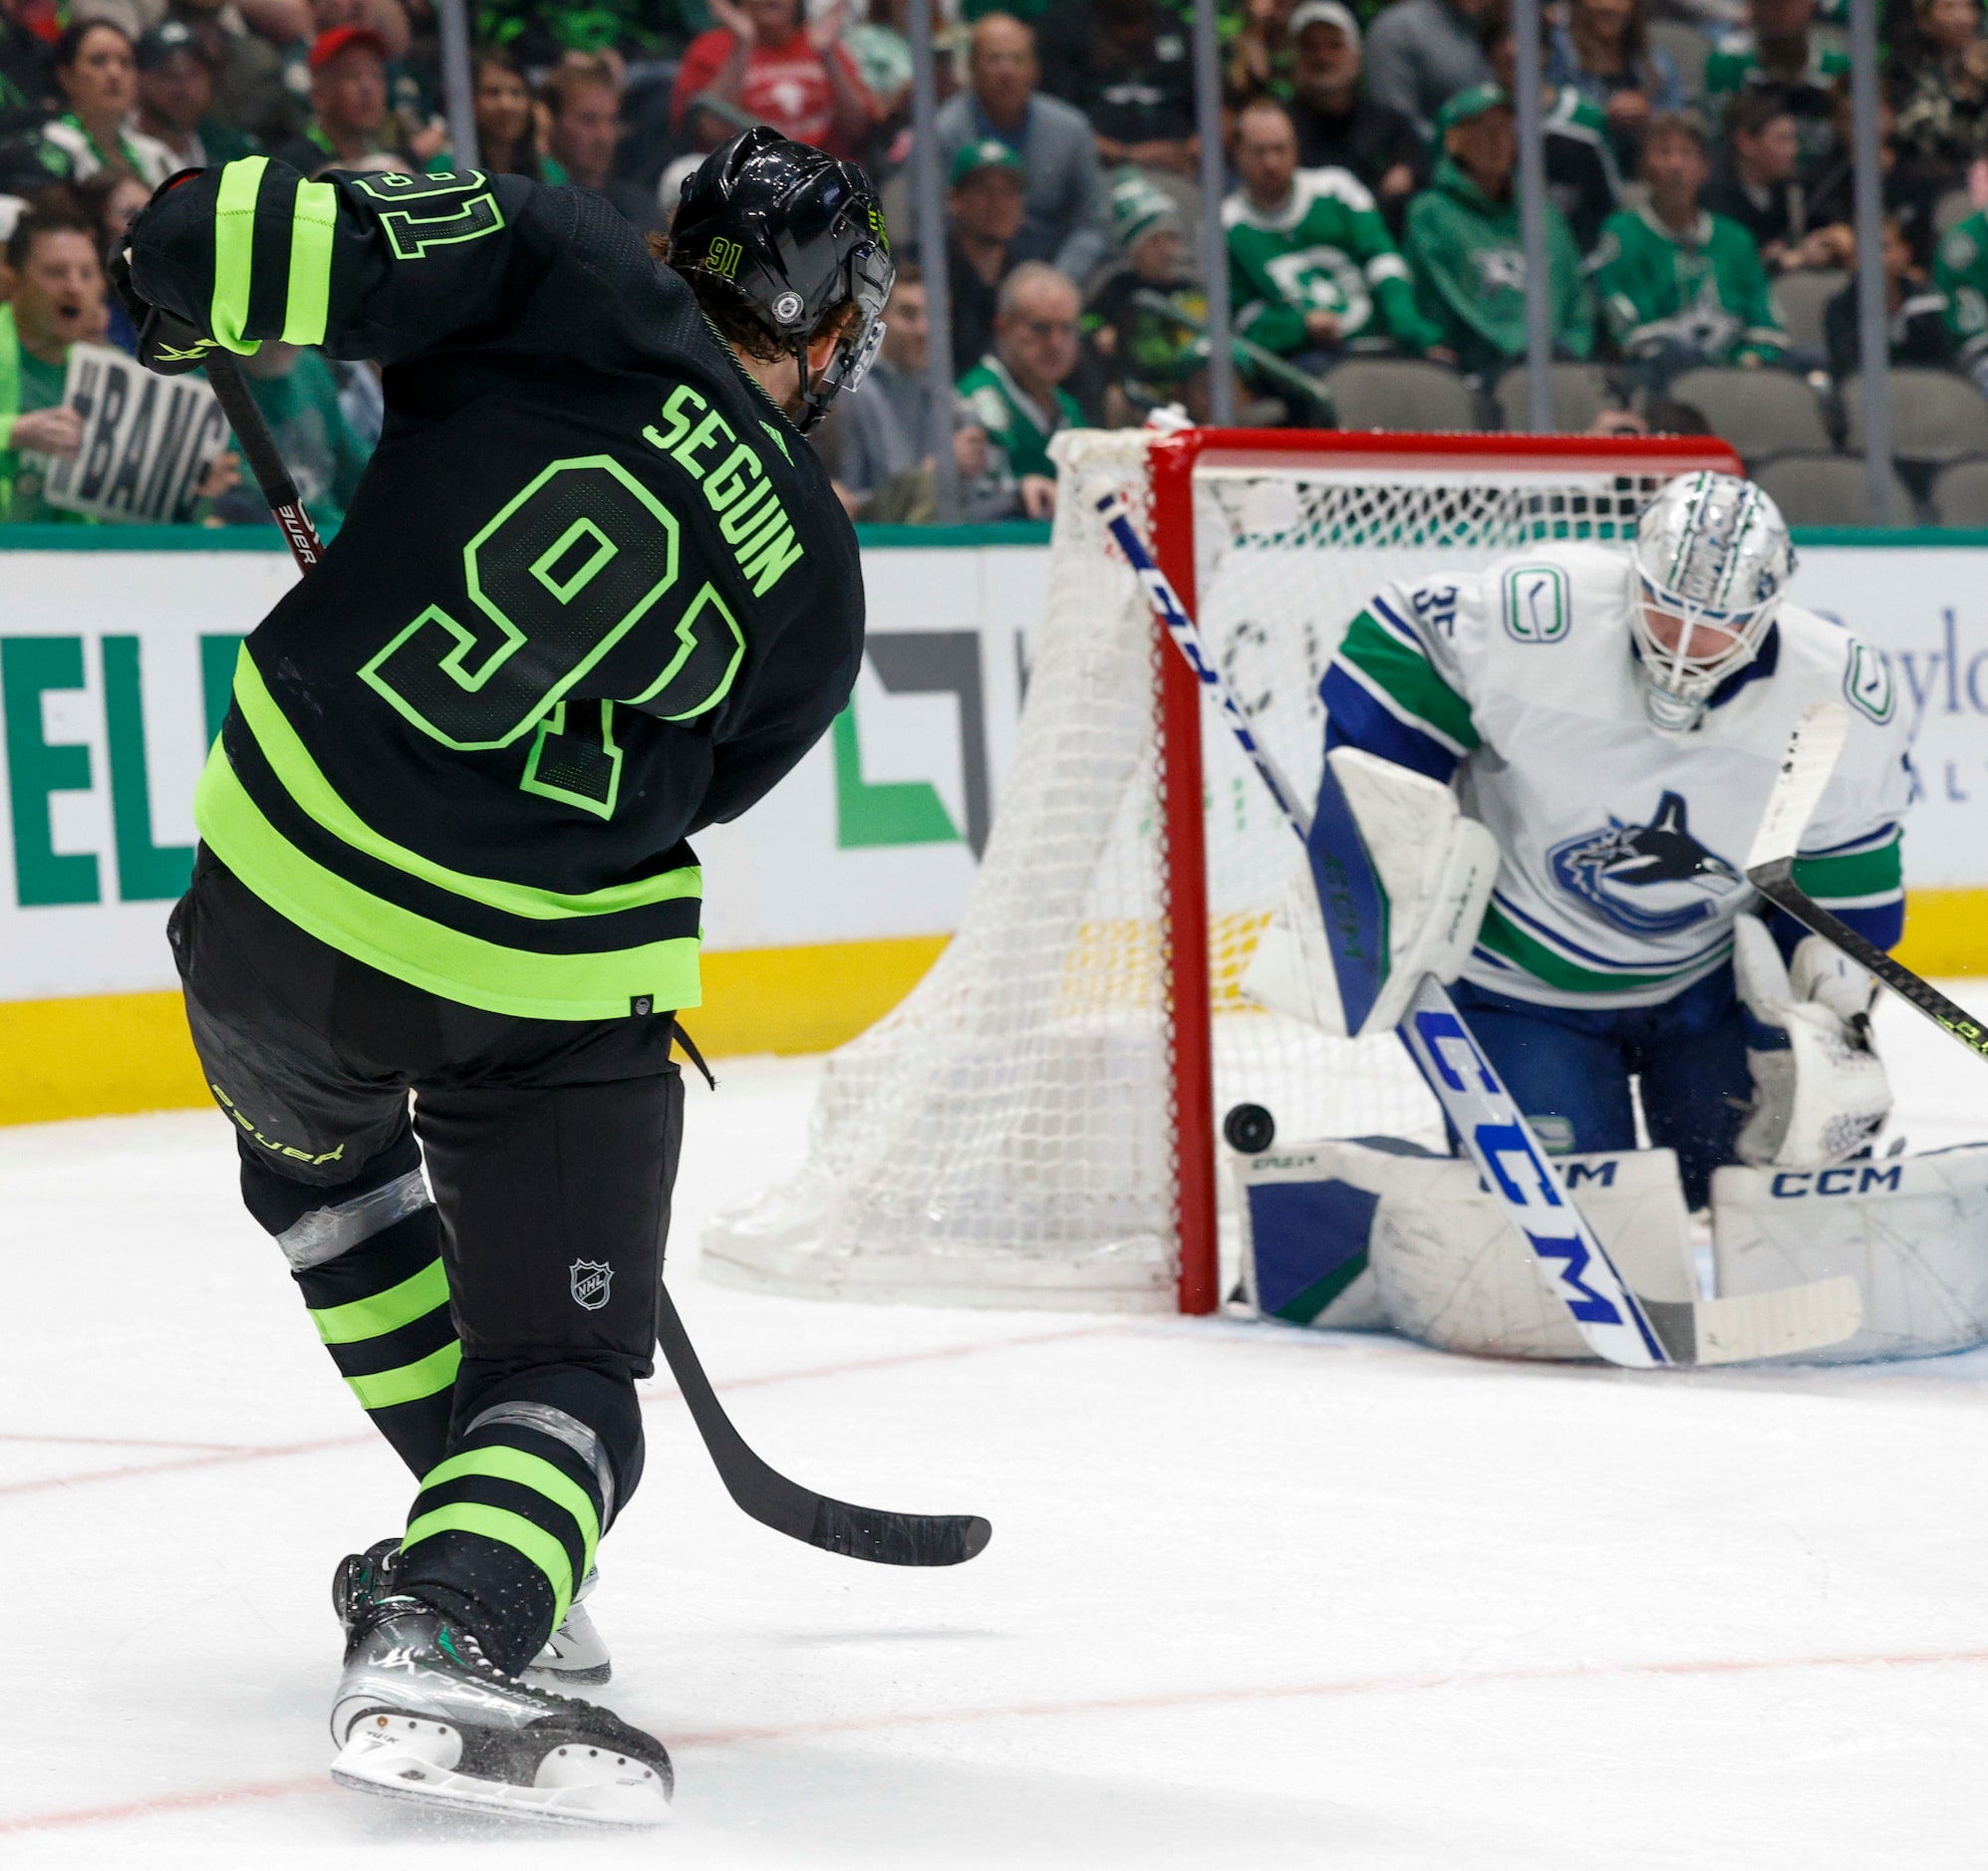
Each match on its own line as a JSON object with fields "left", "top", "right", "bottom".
{"left": 1337, "top": 612, "right": 1480, "bottom": 752}
{"left": 1477, "top": 902, "right": 1720, "bottom": 993}
{"left": 1791, "top": 833, "right": 1902, "bottom": 906}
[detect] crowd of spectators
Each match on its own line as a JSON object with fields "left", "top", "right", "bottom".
{"left": 6, "top": 0, "right": 1988, "bottom": 527}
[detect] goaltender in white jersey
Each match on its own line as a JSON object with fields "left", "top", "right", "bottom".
{"left": 1240, "top": 473, "right": 1985, "bottom": 1364}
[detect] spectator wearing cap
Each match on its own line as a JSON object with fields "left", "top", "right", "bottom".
{"left": 1034, "top": 0, "right": 1197, "bottom": 177}
{"left": 958, "top": 259, "right": 1083, "bottom": 518}
{"left": 1086, "top": 168, "right": 1213, "bottom": 424}
{"left": 0, "top": 206, "right": 104, "bottom": 522}
{"left": 14, "top": 20, "right": 174, "bottom": 192}
{"left": 672, "top": 0, "right": 881, "bottom": 164}
{"left": 270, "top": 25, "right": 409, "bottom": 172}
{"left": 948, "top": 137, "right": 1025, "bottom": 383}
{"left": 1403, "top": 84, "right": 1593, "bottom": 375}
{"left": 936, "top": 13, "right": 1109, "bottom": 283}
{"left": 1225, "top": 97, "right": 1443, "bottom": 379}
{"left": 1362, "top": 0, "right": 1496, "bottom": 140}
{"left": 137, "top": 20, "right": 256, "bottom": 169}
{"left": 824, "top": 262, "right": 1004, "bottom": 522}
{"left": 1479, "top": 2, "right": 1620, "bottom": 254}
{"left": 1589, "top": 111, "right": 1784, "bottom": 388}
{"left": 1283, "top": 0, "right": 1426, "bottom": 231}
{"left": 1703, "top": 0, "right": 1845, "bottom": 171}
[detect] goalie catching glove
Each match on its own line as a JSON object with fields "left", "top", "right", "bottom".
{"left": 1732, "top": 914, "right": 1890, "bottom": 1169}
{"left": 1244, "top": 747, "right": 1499, "bottom": 1037}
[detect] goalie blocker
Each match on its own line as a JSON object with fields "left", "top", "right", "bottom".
{"left": 1243, "top": 747, "right": 1498, "bottom": 1037}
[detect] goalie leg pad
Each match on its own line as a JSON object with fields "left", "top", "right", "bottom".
{"left": 1711, "top": 1145, "right": 1988, "bottom": 1361}
{"left": 1238, "top": 1138, "right": 1696, "bottom": 1358}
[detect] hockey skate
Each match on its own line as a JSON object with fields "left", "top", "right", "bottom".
{"left": 334, "top": 1537, "right": 611, "bottom": 1685}
{"left": 329, "top": 1589, "right": 672, "bottom": 1827}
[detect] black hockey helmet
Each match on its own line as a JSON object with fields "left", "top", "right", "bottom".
{"left": 671, "top": 126, "right": 893, "bottom": 433}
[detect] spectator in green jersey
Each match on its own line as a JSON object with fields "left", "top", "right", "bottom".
{"left": 0, "top": 205, "right": 98, "bottom": 522}
{"left": 1224, "top": 96, "right": 1444, "bottom": 378}
{"left": 1589, "top": 110, "right": 1785, "bottom": 388}
{"left": 1403, "top": 84, "right": 1592, "bottom": 376}
{"left": 1931, "top": 202, "right": 1988, "bottom": 394}
{"left": 958, "top": 259, "right": 1083, "bottom": 518}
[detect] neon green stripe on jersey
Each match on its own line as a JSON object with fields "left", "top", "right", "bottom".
{"left": 403, "top": 1502, "right": 576, "bottom": 1629}
{"left": 419, "top": 1447, "right": 601, "bottom": 1579}
{"left": 194, "top": 743, "right": 704, "bottom": 1019}
{"left": 345, "top": 1337, "right": 460, "bottom": 1410}
{"left": 1337, "top": 613, "right": 1480, "bottom": 753}
{"left": 282, "top": 180, "right": 339, "bottom": 346}
{"left": 229, "top": 648, "right": 702, "bottom": 921}
{"left": 309, "top": 1256, "right": 448, "bottom": 1346}
{"left": 1792, "top": 835, "right": 1902, "bottom": 905}
{"left": 1477, "top": 903, "right": 1717, "bottom": 994}
{"left": 210, "top": 156, "right": 269, "bottom": 355}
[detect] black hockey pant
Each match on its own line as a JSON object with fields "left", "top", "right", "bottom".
{"left": 169, "top": 850, "right": 684, "bottom": 1674}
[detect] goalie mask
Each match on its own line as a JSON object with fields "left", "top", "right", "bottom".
{"left": 670, "top": 127, "right": 894, "bottom": 434}
{"left": 1630, "top": 472, "right": 1795, "bottom": 732}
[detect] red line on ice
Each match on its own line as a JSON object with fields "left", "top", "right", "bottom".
{"left": 6, "top": 1643, "right": 1986, "bottom": 1836}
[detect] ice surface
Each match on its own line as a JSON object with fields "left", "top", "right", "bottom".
{"left": 4, "top": 986, "right": 1988, "bottom": 1869}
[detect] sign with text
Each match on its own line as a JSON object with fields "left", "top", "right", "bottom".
{"left": 42, "top": 346, "right": 229, "bottom": 526}
{"left": 0, "top": 537, "right": 1979, "bottom": 1005}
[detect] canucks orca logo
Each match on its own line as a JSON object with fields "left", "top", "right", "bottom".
{"left": 1548, "top": 792, "right": 1742, "bottom": 936}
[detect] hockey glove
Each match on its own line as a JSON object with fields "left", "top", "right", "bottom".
{"left": 109, "top": 167, "right": 231, "bottom": 377}
{"left": 1733, "top": 914, "right": 1890, "bottom": 1169}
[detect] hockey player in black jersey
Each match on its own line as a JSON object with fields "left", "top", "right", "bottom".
{"left": 120, "top": 128, "right": 891, "bottom": 1826}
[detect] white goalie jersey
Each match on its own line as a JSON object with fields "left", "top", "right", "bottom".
{"left": 1319, "top": 541, "right": 1916, "bottom": 1010}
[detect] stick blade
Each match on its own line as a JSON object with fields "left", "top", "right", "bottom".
{"left": 808, "top": 1499, "right": 994, "bottom": 1566}
{"left": 1649, "top": 1275, "right": 1862, "bottom": 1368}
{"left": 1744, "top": 702, "right": 1849, "bottom": 875}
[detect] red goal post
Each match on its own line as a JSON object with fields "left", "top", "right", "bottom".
{"left": 1147, "top": 428, "right": 1744, "bottom": 1315}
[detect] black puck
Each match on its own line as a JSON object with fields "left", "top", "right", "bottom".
{"left": 1223, "top": 1103, "right": 1276, "bottom": 1154}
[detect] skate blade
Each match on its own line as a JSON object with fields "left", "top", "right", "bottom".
{"left": 524, "top": 1660, "right": 613, "bottom": 1688}
{"left": 332, "top": 1734, "right": 669, "bottom": 1830}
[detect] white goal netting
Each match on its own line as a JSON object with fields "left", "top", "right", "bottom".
{"left": 703, "top": 429, "right": 1693, "bottom": 1310}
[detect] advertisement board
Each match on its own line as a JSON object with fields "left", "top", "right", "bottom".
{"left": 0, "top": 530, "right": 1979, "bottom": 1116}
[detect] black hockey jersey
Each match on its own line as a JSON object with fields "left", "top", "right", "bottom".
{"left": 130, "top": 157, "right": 865, "bottom": 1021}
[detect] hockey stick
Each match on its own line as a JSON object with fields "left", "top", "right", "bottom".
{"left": 234, "top": 379, "right": 992, "bottom": 1563}
{"left": 1093, "top": 481, "right": 1860, "bottom": 1367}
{"left": 1747, "top": 701, "right": 1988, "bottom": 1062}
{"left": 203, "top": 353, "right": 323, "bottom": 572}
{"left": 658, "top": 1289, "right": 992, "bottom": 1564}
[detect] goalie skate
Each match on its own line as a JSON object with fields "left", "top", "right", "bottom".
{"left": 334, "top": 1537, "right": 612, "bottom": 1685}
{"left": 329, "top": 1592, "right": 671, "bottom": 1828}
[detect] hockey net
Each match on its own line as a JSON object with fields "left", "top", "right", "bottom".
{"left": 703, "top": 426, "right": 1741, "bottom": 1313}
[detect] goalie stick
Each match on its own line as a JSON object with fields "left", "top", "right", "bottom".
{"left": 1747, "top": 702, "right": 1988, "bottom": 1063}
{"left": 1092, "top": 480, "right": 1860, "bottom": 1368}
{"left": 223, "top": 371, "right": 992, "bottom": 1567}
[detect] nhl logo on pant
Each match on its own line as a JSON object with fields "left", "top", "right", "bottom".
{"left": 569, "top": 1259, "right": 613, "bottom": 1311}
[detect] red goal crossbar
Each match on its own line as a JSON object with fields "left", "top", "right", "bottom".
{"left": 1144, "top": 429, "right": 1745, "bottom": 1315}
